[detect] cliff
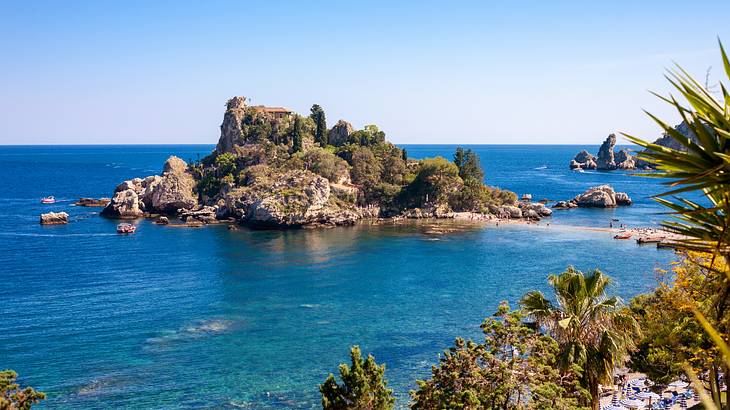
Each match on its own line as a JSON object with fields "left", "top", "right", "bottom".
{"left": 102, "top": 96, "right": 529, "bottom": 228}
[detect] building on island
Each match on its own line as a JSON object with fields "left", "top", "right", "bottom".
{"left": 253, "top": 105, "right": 293, "bottom": 120}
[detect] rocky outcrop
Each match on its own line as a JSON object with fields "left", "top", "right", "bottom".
{"left": 572, "top": 121, "right": 703, "bottom": 170}
{"left": 40, "top": 212, "right": 69, "bottom": 225}
{"left": 518, "top": 201, "right": 553, "bottom": 218}
{"left": 569, "top": 185, "right": 632, "bottom": 208}
{"left": 75, "top": 198, "right": 110, "bottom": 207}
{"left": 216, "top": 97, "right": 248, "bottom": 154}
{"left": 221, "top": 169, "right": 359, "bottom": 227}
{"left": 596, "top": 134, "right": 617, "bottom": 170}
{"left": 328, "top": 120, "right": 354, "bottom": 146}
{"left": 102, "top": 156, "right": 197, "bottom": 219}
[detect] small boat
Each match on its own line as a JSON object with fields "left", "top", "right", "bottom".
{"left": 614, "top": 232, "right": 632, "bottom": 240}
{"left": 636, "top": 235, "right": 663, "bottom": 244}
{"left": 41, "top": 196, "right": 56, "bottom": 204}
{"left": 116, "top": 223, "right": 136, "bottom": 234}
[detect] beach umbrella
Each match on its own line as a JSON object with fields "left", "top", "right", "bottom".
{"left": 679, "top": 394, "right": 687, "bottom": 409}
{"left": 620, "top": 398, "right": 645, "bottom": 409}
{"left": 611, "top": 391, "right": 620, "bottom": 405}
{"left": 602, "top": 405, "right": 628, "bottom": 410}
{"left": 635, "top": 391, "right": 661, "bottom": 401}
{"left": 668, "top": 380, "right": 689, "bottom": 389}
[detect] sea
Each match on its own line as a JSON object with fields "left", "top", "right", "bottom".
{"left": 1, "top": 144, "right": 677, "bottom": 409}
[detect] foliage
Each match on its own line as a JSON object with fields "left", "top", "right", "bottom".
{"left": 521, "top": 268, "right": 639, "bottom": 410}
{"left": 320, "top": 346, "right": 395, "bottom": 410}
{"left": 453, "top": 148, "right": 484, "bottom": 182}
{"left": 399, "top": 157, "right": 461, "bottom": 208}
{"left": 0, "top": 370, "right": 45, "bottom": 410}
{"left": 624, "top": 39, "right": 730, "bottom": 409}
{"left": 349, "top": 125, "right": 386, "bottom": 147}
{"left": 311, "top": 104, "right": 328, "bottom": 147}
{"left": 300, "top": 148, "right": 350, "bottom": 183}
{"left": 411, "top": 303, "right": 588, "bottom": 410}
{"left": 215, "top": 152, "right": 237, "bottom": 177}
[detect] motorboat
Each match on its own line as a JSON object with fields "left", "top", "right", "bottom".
{"left": 41, "top": 196, "right": 56, "bottom": 204}
{"left": 116, "top": 223, "right": 136, "bottom": 234}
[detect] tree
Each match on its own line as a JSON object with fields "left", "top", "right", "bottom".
{"left": 349, "top": 125, "right": 386, "bottom": 147}
{"left": 399, "top": 157, "right": 461, "bottom": 208}
{"left": 311, "top": 104, "right": 328, "bottom": 147}
{"left": 320, "top": 346, "right": 395, "bottom": 410}
{"left": 0, "top": 370, "right": 45, "bottom": 410}
{"left": 411, "top": 303, "right": 587, "bottom": 410}
{"left": 520, "top": 268, "right": 639, "bottom": 410}
{"left": 290, "top": 115, "right": 304, "bottom": 153}
{"left": 628, "top": 253, "right": 727, "bottom": 387}
{"left": 625, "top": 39, "right": 730, "bottom": 409}
{"left": 453, "top": 148, "right": 484, "bottom": 182}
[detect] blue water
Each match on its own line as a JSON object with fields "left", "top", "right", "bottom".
{"left": 1, "top": 145, "right": 675, "bottom": 409}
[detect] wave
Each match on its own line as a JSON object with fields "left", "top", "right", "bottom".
{"left": 534, "top": 165, "right": 548, "bottom": 170}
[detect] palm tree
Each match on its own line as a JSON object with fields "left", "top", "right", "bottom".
{"left": 520, "top": 267, "right": 639, "bottom": 410}
{"left": 624, "top": 39, "right": 730, "bottom": 410}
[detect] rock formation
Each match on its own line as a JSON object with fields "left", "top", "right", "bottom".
{"left": 74, "top": 198, "right": 111, "bottom": 207}
{"left": 40, "top": 212, "right": 69, "bottom": 225}
{"left": 216, "top": 97, "right": 248, "bottom": 154}
{"left": 102, "top": 156, "right": 196, "bottom": 218}
{"left": 559, "top": 185, "right": 632, "bottom": 208}
{"left": 328, "top": 120, "right": 354, "bottom": 147}
{"left": 571, "top": 121, "right": 702, "bottom": 170}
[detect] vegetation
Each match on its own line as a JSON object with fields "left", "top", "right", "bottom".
{"left": 320, "top": 346, "right": 395, "bottom": 410}
{"left": 311, "top": 104, "right": 328, "bottom": 147}
{"left": 411, "top": 303, "right": 588, "bottom": 410}
{"left": 453, "top": 148, "right": 484, "bottom": 182}
{"left": 520, "top": 268, "right": 638, "bottom": 410}
{"left": 0, "top": 370, "right": 45, "bottom": 410}
{"left": 624, "top": 39, "right": 730, "bottom": 409}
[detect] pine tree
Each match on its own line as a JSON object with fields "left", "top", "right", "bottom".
{"left": 320, "top": 346, "right": 395, "bottom": 410}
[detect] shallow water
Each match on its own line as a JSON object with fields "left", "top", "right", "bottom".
{"left": 0, "top": 145, "right": 676, "bottom": 408}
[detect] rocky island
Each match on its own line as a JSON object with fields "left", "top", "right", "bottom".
{"left": 569, "top": 121, "right": 699, "bottom": 171}
{"left": 102, "top": 96, "right": 545, "bottom": 228}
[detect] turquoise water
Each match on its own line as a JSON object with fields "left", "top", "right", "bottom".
{"left": 0, "top": 145, "right": 676, "bottom": 408}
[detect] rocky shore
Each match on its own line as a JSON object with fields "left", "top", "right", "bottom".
{"left": 554, "top": 185, "right": 632, "bottom": 209}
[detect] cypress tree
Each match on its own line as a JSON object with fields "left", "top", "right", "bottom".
{"left": 310, "top": 104, "right": 328, "bottom": 147}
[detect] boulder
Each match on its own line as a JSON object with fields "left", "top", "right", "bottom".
{"left": 180, "top": 206, "right": 217, "bottom": 224}
{"left": 328, "top": 120, "right": 354, "bottom": 147}
{"left": 570, "top": 150, "right": 598, "bottom": 170}
{"left": 156, "top": 216, "right": 170, "bottom": 225}
{"left": 615, "top": 149, "right": 635, "bottom": 170}
{"left": 40, "top": 212, "right": 69, "bottom": 225}
{"left": 553, "top": 200, "right": 577, "bottom": 209}
{"left": 596, "top": 134, "right": 617, "bottom": 170}
{"left": 147, "top": 157, "right": 197, "bottom": 213}
{"left": 571, "top": 185, "right": 632, "bottom": 208}
{"left": 101, "top": 189, "right": 143, "bottom": 218}
{"left": 499, "top": 205, "right": 522, "bottom": 219}
{"left": 75, "top": 198, "right": 110, "bottom": 207}
{"left": 615, "top": 192, "right": 633, "bottom": 206}
{"left": 102, "top": 156, "right": 197, "bottom": 218}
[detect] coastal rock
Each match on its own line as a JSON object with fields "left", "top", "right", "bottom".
{"left": 553, "top": 200, "right": 578, "bottom": 209}
{"left": 499, "top": 205, "right": 522, "bottom": 219}
{"left": 180, "top": 206, "right": 217, "bottom": 224}
{"left": 571, "top": 185, "right": 631, "bottom": 208}
{"left": 328, "top": 120, "right": 354, "bottom": 147}
{"left": 147, "top": 157, "right": 197, "bottom": 213}
{"left": 156, "top": 216, "right": 169, "bottom": 225}
{"left": 101, "top": 189, "right": 143, "bottom": 218}
{"left": 615, "top": 192, "right": 632, "bottom": 206}
{"left": 102, "top": 156, "right": 197, "bottom": 218}
{"left": 615, "top": 149, "right": 635, "bottom": 170}
{"left": 570, "top": 150, "right": 597, "bottom": 170}
{"left": 216, "top": 96, "right": 248, "bottom": 154}
{"left": 75, "top": 197, "right": 111, "bottom": 207}
{"left": 40, "top": 211, "right": 69, "bottom": 225}
{"left": 222, "top": 169, "right": 358, "bottom": 227}
{"left": 596, "top": 134, "right": 617, "bottom": 170}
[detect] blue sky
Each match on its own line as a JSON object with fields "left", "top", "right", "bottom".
{"left": 1, "top": 1, "right": 729, "bottom": 145}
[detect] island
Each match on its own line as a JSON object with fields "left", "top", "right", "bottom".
{"left": 101, "top": 96, "right": 551, "bottom": 228}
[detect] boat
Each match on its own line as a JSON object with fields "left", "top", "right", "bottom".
{"left": 116, "top": 223, "right": 136, "bottom": 234}
{"left": 40, "top": 196, "right": 56, "bottom": 204}
{"left": 636, "top": 235, "right": 663, "bottom": 244}
{"left": 614, "top": 232, "right": 632, "bottom": 240}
